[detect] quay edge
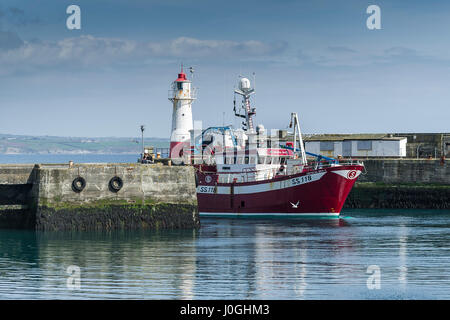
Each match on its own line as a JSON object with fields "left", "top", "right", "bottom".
{"left": 0, "top": 158, "right": 449, "bottom": 230}
{"left": 345, "top": 158, "right": 450, "bottom": 210}
{"left": 0, "top": 163, "right": 199, "bottom": 231}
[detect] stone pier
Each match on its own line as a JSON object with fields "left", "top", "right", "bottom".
{"left": 344, "top": 159, "right": 450, "bottom": 209}
{"left": 0, "top": 163, "right": 199, "bottom": 231}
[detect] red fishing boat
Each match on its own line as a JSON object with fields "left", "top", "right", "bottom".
{"left": 168, "top": 71, "right": 364, "bottom": 217}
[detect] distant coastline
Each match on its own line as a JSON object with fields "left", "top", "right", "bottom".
{"left": 0, "top": 133, "right": 169, "bottom": 155}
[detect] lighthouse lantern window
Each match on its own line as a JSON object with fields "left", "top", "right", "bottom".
{"left": 177, "top": 82, "right": 183, "bottom": 90}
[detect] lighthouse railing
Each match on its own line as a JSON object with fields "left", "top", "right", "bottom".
{"left": 168, "top": 88, "right": 198, "bottom": 100}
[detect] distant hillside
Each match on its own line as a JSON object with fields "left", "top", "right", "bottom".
{"left": 0, "top": 134, "right": 169, "bottom": 154}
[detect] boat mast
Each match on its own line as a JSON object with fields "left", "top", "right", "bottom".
{"left": 290, "top": 112, "right": 307, "bottom": 164}
{"left": 234, "top": 77, "right": 256, "bottom": 132}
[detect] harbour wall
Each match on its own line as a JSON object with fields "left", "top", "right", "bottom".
{"left": 0, "top": 164, "right": 35, "bottom": 185}
{"left": 0, "top": 164, "right": 199, "bottom": 231}
{"left": 356, "top": 159, "right": 449, "bottom": 184}
{"left": 0, "top": 159, "right": 448, "bottom": 224}
{"left": 344, "top": 159, "right": 450, "bottom": 209}
{"left": 345, "top": 183, "right": 449, "bottom": 209}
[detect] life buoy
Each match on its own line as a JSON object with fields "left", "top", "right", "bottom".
{"left": 72, "top": 177, "right": 86, "bottom": 193}
{"left": 109, "top": 176, "right": 123, "bottom": 192}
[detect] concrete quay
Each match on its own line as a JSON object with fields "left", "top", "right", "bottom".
{"left": 0, "top": 158, "right": 448, "bottom": 230}
{"left": 345, "top": 159, "right": 450, "bottom": 209}
{"left": 0, "top": 163, "right": 199, "bottom": 231}
{"left": 357, "top": 159, "right": 450, "bottom": 184}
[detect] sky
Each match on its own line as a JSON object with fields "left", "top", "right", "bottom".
{"left": 0, "top": 0, "right": 449, "bottom": 138}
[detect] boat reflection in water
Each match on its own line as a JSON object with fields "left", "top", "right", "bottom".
{"left": 0, "top": 210, "right": 449, "bottom": 299}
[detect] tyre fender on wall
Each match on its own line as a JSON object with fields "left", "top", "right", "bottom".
{"left": 109, "top": 176, "right": 123, "bottom": 192}
{"left": 72, "top": 177, "right": 86, "bottom": 193}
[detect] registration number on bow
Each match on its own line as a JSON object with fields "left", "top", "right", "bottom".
{"left": 291, "top": 175, "right": 313, "bottom": 186}
{"left": 197, "top": 186, "right": 216, "bottom": 194}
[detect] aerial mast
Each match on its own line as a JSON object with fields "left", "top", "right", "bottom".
{"left": 234, "top": 77, "right": 256, "bottom": 132}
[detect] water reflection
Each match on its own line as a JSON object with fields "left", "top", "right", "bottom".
{"left": 0, "top": 210, "right": 449, "bottom": 299}
{"left": 193, "top": 217, "right": 357, "bottom": 299}
{"left": 398, "top": 224, "right": 408, "bottom": 286}
{"left": 293, "top": 247, "right": 307, "bottom": 298}
{"left": 0, "top": 229, "right": 199, "bottom": 299}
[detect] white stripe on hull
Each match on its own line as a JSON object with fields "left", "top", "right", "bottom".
{"left": 197, "top": 171, "right": 327, "bottom": 195}
{"left": 199, "top": 212, "right": 340, "bottom": 217}
{"left": 197, "top": 169, "right": 362, "bottom": 195}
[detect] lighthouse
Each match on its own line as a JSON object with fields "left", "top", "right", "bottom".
{"left": 168, "top": 66, "right": 196, "bottom": 163}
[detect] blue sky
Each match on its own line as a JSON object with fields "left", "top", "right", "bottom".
{"left": 0, "top": 0, "right": 449, "bottom": 138}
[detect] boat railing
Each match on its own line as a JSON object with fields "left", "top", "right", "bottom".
{"left": 200, "top": 166, "right": 281, "bottom": 183}
{"left": 196, "top": 159, "right": 364, "bottom": 183}
{"left": 302, "top": 159, "right": 364, "bottom": 172}
{"left": 192, "top": 154, "right": 216, "bottom": 165}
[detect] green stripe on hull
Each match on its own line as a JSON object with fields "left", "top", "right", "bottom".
{"left": 199, "top": 212, "right": 340, "bottom": 219}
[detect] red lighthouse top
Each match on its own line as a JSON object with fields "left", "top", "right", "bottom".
{"left": 175, "top": 64, "right": 188, "bottom": 82}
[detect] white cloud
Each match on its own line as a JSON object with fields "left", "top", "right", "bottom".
{"left": 157, "top": 37, "right": 287, "bottom": 58}
{"left": 0, "top": 35, "right": 287, "bottom": 75}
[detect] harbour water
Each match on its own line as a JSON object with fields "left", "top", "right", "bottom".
{"left": 0, "top": 210, "right": 449, "bottom": 299}
{"left": 0, "top": 154, "right": 449, "bottom": 299}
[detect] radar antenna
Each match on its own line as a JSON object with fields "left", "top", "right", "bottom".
{"left": 234, "top": 77, "right": 256, "bottom": 132}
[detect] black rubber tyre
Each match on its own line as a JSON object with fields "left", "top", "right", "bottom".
{"left": 109, "top": 176, "right": 123, "bottom": 192}
{"left": 72, "top": 177, "right": 86, "bottom": 193}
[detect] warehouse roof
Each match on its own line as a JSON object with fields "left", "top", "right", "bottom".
{"left": 302, "top": 134, "right": 407, "bottom": 141}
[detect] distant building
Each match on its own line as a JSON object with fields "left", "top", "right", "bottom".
{"left": 303, "top": 134, "right": 407, "bottom": 158}
{"left": 391, "top": 133, "right": 450, "bottom": 158}
{"left": 301, "top": 133, "right": 450, "bottom": 159}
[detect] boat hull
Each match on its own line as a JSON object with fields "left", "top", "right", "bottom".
{"left": 196, "top": 165, "right": 363, "bottom": 218}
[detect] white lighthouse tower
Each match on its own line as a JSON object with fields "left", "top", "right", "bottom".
{"left": 168, "top": 66, "right": 196, "bottom": 163}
